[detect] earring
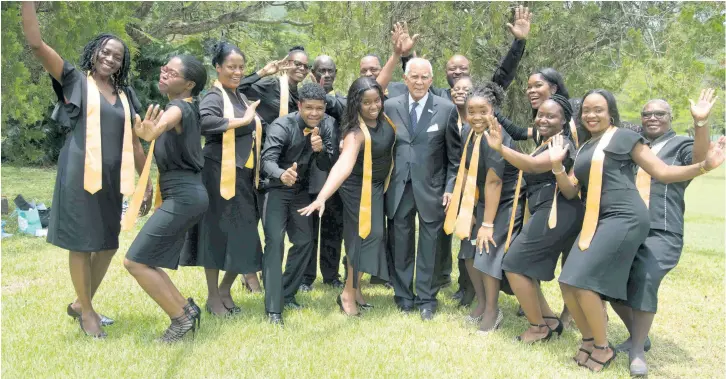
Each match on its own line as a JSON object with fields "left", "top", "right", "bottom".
{"left": 610, "top": 117, "right": 615, "bottom": 125}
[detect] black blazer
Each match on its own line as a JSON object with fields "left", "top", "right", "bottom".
{"left": 383, "top": 93, "right": 461, "bottom": 222}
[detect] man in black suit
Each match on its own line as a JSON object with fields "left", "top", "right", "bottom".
{"left": 384, "top": 58, "right": 461, "bottom": 320}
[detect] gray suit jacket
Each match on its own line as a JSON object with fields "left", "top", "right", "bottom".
{"left": 384, "top": 93, "right": 461, "bottom": 222}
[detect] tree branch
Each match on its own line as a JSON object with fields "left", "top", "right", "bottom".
{"left": 134, "top": 2, "right": 154, "bottom": 20}
{"left": 246, "top": 19, "right": 313, "bottom": 27}
{"left": 150, "top": 3, "right": 268, "bottom": 37}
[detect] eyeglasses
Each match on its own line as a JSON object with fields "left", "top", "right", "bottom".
{"left": 641, "top": 111, "right": 669, "bottom": 119}
{"left": 160, "top": 65, "right": 181, "bottom": 79}
{"left": 291, "top": 60, "right": 311, "bottom": 70}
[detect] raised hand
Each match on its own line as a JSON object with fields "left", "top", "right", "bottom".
{"left": 548, "top": 134, "right": 569, "bottom": 166}
{"left": 280, "top": 162, "right": 298, "bottom": 187}
{"left": 484, "top": 118, "right": 504, "bottom": 152}
{"left": 704, "top": 136, "right": 726, "bottom": 171}
{"left": 398, "top": 21, "right": 420, "bottom": 57}
{"left": 133, "top": 104, "right": 164, "bottom": 141}
{"left": 476, "top": 225, "right": 497, "bottom": 254}
{"left": 298, "top": 198, "right": 326, "bottom": 217}
{"left": 258, "top": 55, "right": 292, "bottom": 77}
{"left": 310, "top": 127, "right": 323, "bottom": 152}
{"left": 506, "top": 5, "right": 532, "bottom": 40}
{"left": 690, "top": 88, "right": 717, "bottom": 124}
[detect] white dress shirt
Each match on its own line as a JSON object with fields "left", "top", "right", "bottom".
{"left": 408, "top": 92, "right": 429, "bottom": 123}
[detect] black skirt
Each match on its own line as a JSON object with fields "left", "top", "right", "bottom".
{"left": 339, "top": 176, "right": 389, "bottom": 286}
{"left": 180, "top": 158, "right": 263, "bottom": 274}
{"left": 126, "top": 170, "right": 208, "bottom": 269}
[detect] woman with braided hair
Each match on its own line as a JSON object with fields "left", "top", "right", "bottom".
{"left": 484, "top": 94, "right": 585, "bottom": 343}
{"left": 21, "top": 2, "right": 152, "bottom": 338}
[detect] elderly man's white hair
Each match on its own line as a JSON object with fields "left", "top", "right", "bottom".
{"left": 404, "top": 58, "right": 433, "bottom": 76}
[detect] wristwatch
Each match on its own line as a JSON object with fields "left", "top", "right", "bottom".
{"left": 695, "top": 119, "right": 708, "bottom": 128}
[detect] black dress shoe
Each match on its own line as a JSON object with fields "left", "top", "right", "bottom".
{"left": 420, "top": 309, "right": 435, "bottom": 321}
{"left": 451, "top": 289, "right": 464, "bottom": 301}
{"left": 398, "top": 305, "right": 414, "bottom": 313}
{"left": 324, "top": 279, "right": 344, "bottom": 289}
{"left": 284, "top": 300, "right": 304, "bottom": 310}
{"left": 267, "top": 312, "right": 284, "bottom": 326}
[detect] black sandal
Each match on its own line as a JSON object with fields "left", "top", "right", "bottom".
{"left": 157, "top": 308, "right": 196, "bottom": 343}
{"left": 575, "top": 337, "right": 594, "bottom": 366}
{"left": 586, "top": 343, "right": 617, "bottom": 372}
{"left": 515, "top": 323, "right": 552, "bottom": 343}
{"left": 543, "top": 316, "right": 563, "bottom": 337}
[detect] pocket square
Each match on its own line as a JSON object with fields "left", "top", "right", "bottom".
{"left": 427, "top": 109, "right": 434, "bottom": 113}
{"left": 426, "top": 124, "right": 439, "bottom": 132}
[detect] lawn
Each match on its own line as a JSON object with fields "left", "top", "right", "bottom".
{"left": 1, "top": 164, "right": 724, "bottom": 378}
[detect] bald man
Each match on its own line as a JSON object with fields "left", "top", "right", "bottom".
{"left": 384, "top": 58, "right": 461, "bottom": 320}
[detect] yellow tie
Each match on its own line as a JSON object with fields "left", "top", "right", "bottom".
{"left": 214, "top": 81, "right": 237, "bottom": 200}
{"left": 578, "top": 126, "right": 618, "bottom": 250}
{"left": 444, "top": 130, "right": 475, "bottom": 235}
{"left": 454, "top": 133, "right": 483, "bottom": 239}
{"left": 279, "top": 75, "right": 289, "bottom": 117}
{"left": 84, "top": 75, "right": 134, "bottom": 195}
{"left": 358, "top": 115, "right": 373, "bottom": 239}
{"left": 382, "top": 113, "right": 397, "bottom": 193}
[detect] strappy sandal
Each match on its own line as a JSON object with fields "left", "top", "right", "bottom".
{"left": 585, "top": 343, "right": 617, "bottom": 372}
{"left": 515, "top": 323, "right": 553, "bottom": 343}
{"left": 575, "top": 337, "right": 594, "bottom": 366}
{"left": 543, "top": 316, "right": 563, "bottom": 337}
{"left": 78, "top": 315, "right": 107, "bottom": 339}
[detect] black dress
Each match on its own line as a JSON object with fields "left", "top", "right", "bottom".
{"left": 339, "top": 120, "right": 395, "bottom": 286}
{"left": 501, "top": 137, "right": 585, "bottom": 281}
{"left": 456, "top": 125, "right": 524, "bottom": 282}
{"left": 181, "top": 87, "right": 263, "bottom": 275}
{"left": 47, "top": 61, "right": 139, "bottom": 253}
{"left": 559, "top": 128, "right": 650, "bottom": 301}
{"left": 126, "top": 100, "right": 209, "bottom": 269}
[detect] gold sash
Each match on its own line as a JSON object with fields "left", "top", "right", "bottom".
{"left": 214, "top": 81, "right": 237, "bottom": 200}
{"left": 444, "top": 130, "right": 475, "bottom": 235}
{"left": 358, "top": 115, "right": 373, "bottom": 239}
{"left": 578, "top": 126, "right": 618, "bottom": 250}
{"left": 279, "top": 75, "right": 289, "bottom": 117}
{"left": 85, "top": 74, "right": 134, "bottom": 195}
{"left": 636, "top": 136, "right": 675, "bottom": 208}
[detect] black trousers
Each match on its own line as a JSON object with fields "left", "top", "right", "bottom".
{"left": 303, "top": 192, "right": 343, "bottom": 285}
{"left": 261, "top": 187, "right": 314, "bottom": 314}
{"left": 388, "top": 181, "right": 443, "bottom": 311}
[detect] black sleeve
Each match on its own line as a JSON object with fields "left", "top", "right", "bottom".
{"left": 315, "top": 117, "right": 337, "bottom": 171}
{"left": 325, "top": 94, "right": 345, "bottom": 124}
{"left": 260, "top": 120, "right": 289, "bottom": 179}
{"left": 445, "top": 105, "right": 462, "bottom": 193}
{"left": 495, "top": 110, "right": 530, "bottom": 141}
{"left": 401, "top": 54, "right": 412, "bottom": 72}
{"left": 491, "top": 39, "right": 526, "bottom": 91}
{"left": 49, "top": 60, "right": 84, "bottom": 130}
{"left": 199, "top": 90, "right": 230, "bottom": 136}
{"left": 237, "top": 72, "right": 262, "bottom": 93}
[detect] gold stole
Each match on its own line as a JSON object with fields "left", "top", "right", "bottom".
{"left": 382, "top": 114, "right": 397, "bottom": 192}
{"left": 84, "top": 74, "right": 134, "bottom": 195}
{"left": 279, "top": 75, "right": 289, "bottom": 117}
{"left": 636, "top": 136, "right": 674, "bottom": 208}
{"left": 214, "top": 81, "right": 237, "bottom": 199}
{"left": 359, "top": 113, "right": 397, "bottom": 239}
{"left": 578, "top": 126, "right": 618, "bottom": 250}
{"left": 444, "top": 129, "right": 476, "bottom": 238}
{"left": 121, "top": 98, "right": 191, "bottom": 230}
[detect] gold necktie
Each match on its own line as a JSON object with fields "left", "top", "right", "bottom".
{"left": 382, "top": 113, "right": 397, "bottom": 193}
{"left": 303, "top": 127, "right": 317, "bottom": 136}
{"left": 279, "top": 75, "right": 289, "bottom": 117}
{"left": 358, "top": 115, "right": 373, "bottom": 239}
{"left": 454, "top": 133, "right": 483, "bottom": 239}
{"left": 444, "top": 130, "right": 475, "bottom": 235}
{"left": 578, "top": 126, "right": 617, "bottom": 250}
{"left": 85, "top": 75, "right": 134, "bottom": 195}
{"left": 214, "top": 81, "right": 237, "bottom": 200}
{"left": 635, "top": 137, "right": 674, "bottom": 208}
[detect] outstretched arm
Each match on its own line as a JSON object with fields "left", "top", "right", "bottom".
{"left": 21, "top": 2, "right": 63, "bottom": 81}
{"left": 632, "top": 137, "right": 726, "bottom": 184}
{"left": 689, "top": 88, "right": 717, "bottom": 164}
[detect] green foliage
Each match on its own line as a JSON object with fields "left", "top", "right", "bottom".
{"left": 2, "top": 1, "right": 724, "bottom": 164}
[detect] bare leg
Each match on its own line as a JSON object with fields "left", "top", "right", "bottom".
{"left": 157, "top": 269, "right": 188, "bottom": 308}
{"left": 466, "top": 259, "right": 485, "bottom": 318}
{"left": 124, "top": 259, "right": 185, "bottom": 318}
{"left": 243, "top": 273, "right": 262, "bottom": 292}
{"left": 70, "top": 249, "right": 117, "bottom": 324}
{"left": 204, "top": 269, "right": 227, "bottom": 315}
{"left": 478, "top": 274, "right": 501, "bottom": 331}
{"left": 69, "top": 251, "right": 103, "bottom": 336}
{"left": 353, "top": 272, "right": 365, "bottom": 304}
{"left": 560, "top": 283, "right": 594, "bottom": 364}
{"left": 629, "top": 310, "right": 655, "bottom": 373}
{"left": 219, "top": 271, "right": 238, "bottom": 309}
{"left": 340, "top": 263, "right": 359, "bottom": 315}
{"left": 574, "top": 288, "right": 614, "bottom": 371}
{"left": 507, "top": 271, "right": 549, "bottom": 342}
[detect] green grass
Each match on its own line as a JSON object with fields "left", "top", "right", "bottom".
{"left": 2, "top": 164, "right": 724, "bottom": 378}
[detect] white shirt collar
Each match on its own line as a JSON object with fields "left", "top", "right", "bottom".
{"left": 408, "top": 92, "right": 429, "bottom": 109}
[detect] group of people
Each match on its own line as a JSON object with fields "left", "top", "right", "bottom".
{"left": 22, "top": 3, "right": 725, "bottom": 376}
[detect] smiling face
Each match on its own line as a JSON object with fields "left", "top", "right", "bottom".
{"left": 580, "top": 93, "right": 612, "bottom": 134}
{"left": 93, "top": 39, "right": 124, "bottom": 78}
{"left": 298, "top": 99, "right": 325, "bottom": 128}
{"left": 641, "top": 100, "right": 672, "bottom": 140}
{"left": 527, "top": 73, "right": 556, "bottom": 110}
{"left": 446, "top": 55, "right": 470, "bottom": 87}
{"left": 534, "top": 99, "right": 565, "bottom": 139}
{"left": 287, "top": 51, "right": 309, "bottom": 84}
{"left": 158, "top": 57, "right": 194, "bottom": 97}
{"left": 359, "top": 56, "right": 382, "bottom": 79}
{"left": 359, "top": 89, "right": 382, "bottom": 123}
{"left": 466, "top": 96, "right": 493, "bottom": 134}
{"left": 216, "top": 51, "right": 245, "bottom": 88}
{"left": 450, "top": 77, "right": 473, "bottom": 107}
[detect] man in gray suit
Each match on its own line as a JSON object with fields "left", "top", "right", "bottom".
{"left": 384, "top": 58, "right": 461, "bottom": 320}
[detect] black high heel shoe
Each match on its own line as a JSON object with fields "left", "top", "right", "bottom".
{"left": 336, "top": 295, "right": 361, "bottom": 317}
{"left": 575, "top": 337, "right": 595, "bottom": 366}
{"left": 586, "top": 343, "right": 617, "bottom": 372}
{"left": 157, "top": 308, "right": 196, "bottom": 343}
{"left": 67, "top": 304, "right": 114, "bottom": 326}
{"left": 184, "top": 298, "right": 201, "bottom": 329}
{"left": 515, "top": 323, "right": 552, "bottom": 343}
{"left": 543, "top": 316, "right": 563, "bottom": 337}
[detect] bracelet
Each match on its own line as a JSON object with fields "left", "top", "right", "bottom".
{"left": 481, "top": 223, "right": 494, "bottom": 228}
{"left": 699, "top": 161, "right": 710, "bottom": 175}
{"left": 552, "top": 166, "right": 566, "bottom": 175}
